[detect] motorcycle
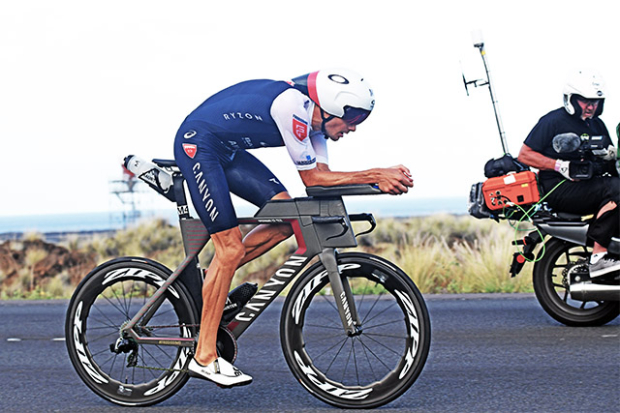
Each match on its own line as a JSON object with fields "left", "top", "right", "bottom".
{"left": 509, "top": 207, "right": 619, "bottom": 326}
{"left": 469, "top": 133, "right": 620, "bottom": 326}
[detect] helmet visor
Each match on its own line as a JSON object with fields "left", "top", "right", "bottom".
{"left": 575, "top": 96, "right": 602, "bottom": 107}
{"left": 342, "top": 106, "right": 371, "bottom": 126}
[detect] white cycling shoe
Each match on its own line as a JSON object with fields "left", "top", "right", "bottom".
{"left": 188, "top": 357, "right": 253, "bottom": 388}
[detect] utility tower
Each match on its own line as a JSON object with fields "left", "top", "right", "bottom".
{"left": 109, "top": 165, "right": 142, "bottom": 228}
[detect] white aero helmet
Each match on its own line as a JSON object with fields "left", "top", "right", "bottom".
{"left": 291, "top": 68, "right": 375, "bottom": 126}
{"left": 563, "top": 69, "right": 607, "bottom": 117}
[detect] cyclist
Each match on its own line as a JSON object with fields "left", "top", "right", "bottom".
{"left": 517, "top": 69, "right": 619, "bottom": 278}
{"left": 173, "top": 68, "right": 413, "bottom": 387}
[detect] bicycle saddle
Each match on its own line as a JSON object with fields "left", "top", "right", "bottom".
{"left": 152, "top": 159, "right": 178, "bottom": 168}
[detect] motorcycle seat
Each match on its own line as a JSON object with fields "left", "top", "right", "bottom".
{"left": 554, "top": 212, "right": 590, "bottom": 221}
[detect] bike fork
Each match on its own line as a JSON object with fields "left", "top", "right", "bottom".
{"left": 319, "top": 248, "right": 361, "bottom": 336}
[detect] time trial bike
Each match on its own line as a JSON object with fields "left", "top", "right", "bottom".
{"left": 65, "top": 156, "right": 431, "bottom": 409}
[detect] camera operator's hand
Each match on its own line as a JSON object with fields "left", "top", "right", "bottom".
{"left": 554, "top": 159, "right": 573, "bottom": 181}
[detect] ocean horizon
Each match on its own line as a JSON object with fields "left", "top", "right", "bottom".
{"left": 0, "top": 196, "right": 467, "bottom": 240}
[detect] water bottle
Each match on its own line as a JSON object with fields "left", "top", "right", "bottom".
{"left": 221, "top": 282, "right": 258, "bottom": 323}
{"left": 124, "top": 155, "right": 172, "bottom": 194}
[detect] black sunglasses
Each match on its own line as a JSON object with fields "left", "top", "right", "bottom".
{"left": 342, "top": 106, "right": 371, "bottom": 126}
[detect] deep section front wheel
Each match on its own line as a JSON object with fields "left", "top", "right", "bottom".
{"left": 280, "top": 252, "right": 430, "bottom": 409}
{"left": 533, "top": 239, "right": 619, "bottom": 326}
{"left": 65, "top": 258, "right": 198, "bottom": 406}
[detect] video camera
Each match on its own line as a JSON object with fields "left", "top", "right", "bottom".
{"left": 553, "top": 133, "right": 612, "bottom": 180}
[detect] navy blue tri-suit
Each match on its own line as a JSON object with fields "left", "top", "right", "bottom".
{"left": 173, "top": 79, "right": 329, "bottom": 234}
{"left": 524, "top": 107, "right": 619, "bottom": 247}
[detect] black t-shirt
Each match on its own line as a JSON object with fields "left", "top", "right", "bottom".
{"left": 524, "top": 108, "right": 613, "bottom": 181}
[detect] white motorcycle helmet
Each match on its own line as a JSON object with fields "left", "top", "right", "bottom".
{"left": 291, "top": 68, "right": 375, "bottom": 132}
{"left": 562, "top": 69, "right": 607, "bottom": 117}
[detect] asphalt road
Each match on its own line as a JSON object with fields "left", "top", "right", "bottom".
{"left": 1, "top": 294, "right": 618, "bottom": 412}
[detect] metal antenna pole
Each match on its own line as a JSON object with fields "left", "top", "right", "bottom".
{"left": 473, "top": 40, "right": 509, "bottom": 154}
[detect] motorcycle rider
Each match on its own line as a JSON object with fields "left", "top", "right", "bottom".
{"left": 517, "top": 69, "right": 619, "bottom": 278}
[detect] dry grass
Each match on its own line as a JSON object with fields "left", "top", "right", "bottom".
{"left": 352, "top": 214, "right": 533, "bottom": 294}
{"left": 0, "top": 214, "right": 535, "bottom": 299}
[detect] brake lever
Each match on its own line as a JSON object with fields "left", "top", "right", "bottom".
{"left": 349, "top": 213, "right": 376, "bottom": 237}
{"left": 312, "top": 216, "right": 349, "bottom": 241}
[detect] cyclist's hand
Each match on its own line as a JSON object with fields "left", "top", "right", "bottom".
{"left": 377, "top": 165, "right": 414, "bottom": 195}
{"left": 554, "top": 159, "right": 573, "bottom": 181}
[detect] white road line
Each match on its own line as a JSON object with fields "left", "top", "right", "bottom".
{"left": 6, "top": 337, "right": 66, "bottom": 342}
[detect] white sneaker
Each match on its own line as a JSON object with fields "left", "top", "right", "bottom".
{"left": 188, "top": 357, "right": 252, "bottom": 387}
{"left": 589, "top": 255, "right": 620, "bottom": 278}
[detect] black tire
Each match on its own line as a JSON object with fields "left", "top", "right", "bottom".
{"left": 280, "top": 252, "right": 430, "bottom": 409}
{"left": 533, "top": 239, "right": 620, "bottom": 326}
{"left": 65, "top": 258, "right": 198, "bottom": 406}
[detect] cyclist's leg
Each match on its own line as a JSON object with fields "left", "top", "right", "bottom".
{"left": 224, "top": 150, "right": 294, "bottom": 266}
{"left": 174, "top": 133, "right": 246, "bottom": 366}
{"left": 198, "top": 227, "right": 245, "bottom": 364}
{"left": 239, "top": 191, "right": 294, "bottom": 266}
{"left": 189, "top": 227, "right": 253, "bottom": 386}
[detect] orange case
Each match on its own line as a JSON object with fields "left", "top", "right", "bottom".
{"left": 482, "top": 171, "right": 540, "bottom": 210}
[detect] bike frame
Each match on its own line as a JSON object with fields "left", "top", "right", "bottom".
{"left": 121, "top": 166, "right": 380, "bottom": 347}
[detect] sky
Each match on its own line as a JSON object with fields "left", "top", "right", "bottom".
{"left": 1, "top": 0, "right": 618, "bottom": 218}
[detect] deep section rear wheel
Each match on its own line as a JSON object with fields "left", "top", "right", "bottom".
{"left": 65, "top": 258, "right": 198, "bottom": 406}
{"left": 280, "top": 252, "right": 430, "bottom": 408}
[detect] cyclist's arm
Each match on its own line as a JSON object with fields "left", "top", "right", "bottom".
{"left": 298, "top": 164, "right": 413, "bottom": 195}
{"left": 271, "top": 89, "right": 322, "bottom": 170}
{"left": 310, "top": 133, "right": 328, "bottom": 166}
{"left": 517, "top": 144, "right": 556, "bottom": 171}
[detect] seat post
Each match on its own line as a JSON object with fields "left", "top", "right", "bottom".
{"left": 172, "top": 173, "right": 191, "bottom": 219}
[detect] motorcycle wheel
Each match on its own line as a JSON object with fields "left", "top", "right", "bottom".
{"left": 532, "top": 238, "right": 619, "bottom": 326}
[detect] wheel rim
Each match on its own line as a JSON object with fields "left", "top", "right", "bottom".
{"left": 68, "top": 265, "right": 195, "bottom": 404}
{"left": 285, "top": 257, "right": 428, "bottom": 406}
{"left": 544, "top": 245, "right": 608, "bottom": 313}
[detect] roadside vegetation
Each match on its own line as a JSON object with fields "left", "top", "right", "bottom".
{"left": 0, "top": 214, "right": 534, "bottom": 299}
